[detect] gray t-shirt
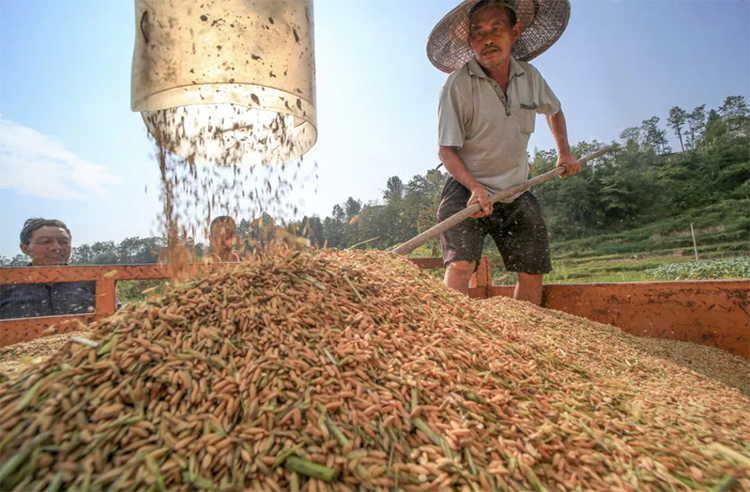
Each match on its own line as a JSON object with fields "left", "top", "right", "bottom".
{"left": 438, "top": 57, "right": 561, "bottom": 199}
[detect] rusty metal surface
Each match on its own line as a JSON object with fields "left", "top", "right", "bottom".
{"left": 489, "top": 281, "right": 750, "bottom": 360}
{"left": 541, "top": 280, "right": 750, "bottom": 360}
{"left": 96, "top": 278, "right": 118, "bottom": 320}
{"left": 0, "top": 315, "right": 93, "bottom": 348}
{"left": 0, "top": 264, "right": 220, "bottom": 348}
{"left": 489, "top": 286, "right": 515, "bottom": 298}
{"left": 0, "top": 259, "right": 484, "bottom": 283}
{"left": 2, "top": 264, "right": 186, "bottom": 283}
{"left": 466, "top": 258, "right": 493, "bottom": 299}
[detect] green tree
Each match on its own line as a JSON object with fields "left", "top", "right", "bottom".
{"left": 300, "top": 215, "right": 324, "bottom": 247}
{"left": 719, "top": 95, "right": 749, "bottom": 136}
{"left": 619, "top": 126, "right": 641, "bottom": 149}
{"left": 70, "top": 241, "right": 118, "bottom": 265}
{"left": 342, "top": 198, "right": 363, "bottom": 246}
{"left": 118, "top": 237, "right": 161, "bottom": 264}
{"left": 344, "top": 197, "right": 362, "bottom": 218}
{"left": 404, "top": 170, "right": 447, "bottom": 246}
{"left": 640, "top": 117, "right": 671, "bottom": 154}
{"left": 686, "top": 104, "right": 706, "bottom": 150}
{"left": 383, "top": 176, "right": 405, "bottom": 204}
{"left": 332, "top": 205, "right": 346, "bottom": 222}
{"left": 0, "top": 254, "right": 30, "bottom": 266}
{"left": 322, "top": 205, "right": 346, "bottom": 248}
{"left": 309, "top": 216, "right": 325, "bottom": 247}
{"left": 667, "top": 106, "right": 687, "bottom": 153}
{"left": 703, "top": 109, "right": 727, "bottom": 146}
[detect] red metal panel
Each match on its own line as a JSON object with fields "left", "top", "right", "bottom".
{"left": 490, "top": 286, "right": 515, "bottom": 298}
{"left": 491, "top": 282, "right": 750, "bottom": 359}
{"left": 0, "top": 315, "right": 93, "bottom": 348}
{"left": 541, "top": 280, "right": 750, "bottom": 360}
{"left": 95, "top": 278, "right": 117, "bottom": 319}
{"left": 477, "top": 257, "right": 491, "bottom": 287}
{"left": 0, "top": 264, "right": 225, "bottom": 347}
{"left": 468, "top": 287, "right": 485, "bottom": 299}
{"left": 472, "top": 257, "right": 492, "bottom": 298}
{"left": 0, "top": 264, "right": 214, "bottom": 283}
{"left": 422, "top": 259, "right": 750, "bottom": 359}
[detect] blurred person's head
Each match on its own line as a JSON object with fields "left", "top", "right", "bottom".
{"left": 20, "top": 218, "right": 73, "bottom": 266}
{"left": 209, "top": 216, "right": 238, "bottom": 256}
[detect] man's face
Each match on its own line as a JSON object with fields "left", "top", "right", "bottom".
{"left": 210, "top": 224, "right": 238, "bottom": 253}
{"left": 21, "top": 226, "right": 72, "bottom": 266}
{"left": 468, "top": 5, "right": 521, "bottom": 71}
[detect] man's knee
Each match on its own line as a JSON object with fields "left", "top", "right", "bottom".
{"left": 447, "top": 261, "right": 476, "bottom": 276}
{"left": 515, "top": 272, "right": 544, "bottom": 305}
{"left": 444, "top": 261, "right": 476, "bottom": 295}
{"left": 518, "top": 272, "right": 543, "bottom": 284}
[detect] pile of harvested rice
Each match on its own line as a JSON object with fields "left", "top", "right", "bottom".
{"left": 624, "top": 336, "right": 750, "bottom": 397}
{"left": 3, "top": 308, "right": 747, "bottom": 397}
{"left": 1, "top": 249, "right": 748, "bottom": 492}
{"left": 480, "top": 297, "right": 750, "bottom": 398}
{"left": 0, "top": 332, "right": 91, "bottom": 376}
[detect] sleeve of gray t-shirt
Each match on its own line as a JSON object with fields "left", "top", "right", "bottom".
{"left": 535, "top": 70, "right": 561, "bottom": 116}
{"left": 438, "top": 78, "right": 469, "bottom": 149}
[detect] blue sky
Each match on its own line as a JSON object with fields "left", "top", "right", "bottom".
{"left": 1, "top": 0, "right": 748, "bottom": 257}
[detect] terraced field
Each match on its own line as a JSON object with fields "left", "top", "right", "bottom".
{"left": 489, "top": 201, "right": 750, "bottom": 284}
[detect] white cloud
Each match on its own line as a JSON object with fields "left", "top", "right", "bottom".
{"left": 0, "top": 117, "right": 121, "bottom": 200}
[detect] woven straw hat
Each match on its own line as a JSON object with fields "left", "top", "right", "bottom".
{"left": 427, "top": 0, "right": 571, "bottom": 73}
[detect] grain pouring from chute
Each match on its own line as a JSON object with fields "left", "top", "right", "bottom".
{"left": 130, "top": 0, "right": 319, "bottom": 269}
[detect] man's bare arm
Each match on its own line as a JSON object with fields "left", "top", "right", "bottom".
{"left": 545, "top": 109, "right": 580, "bottom": 176}
{"left": 438, "top": 146, "right": 493, "bottom": 217}
{"left": 438, "top": 146, "right": 483, "bottom": 191}
{"left": 546, "top": 109, "right": 571, "bottom": 156}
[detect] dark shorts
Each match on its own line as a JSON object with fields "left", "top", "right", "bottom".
{"left": 437, "top": 178, "right": 552, "bottom": 274}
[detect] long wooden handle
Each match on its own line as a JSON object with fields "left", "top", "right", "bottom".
{"left": 393, "top": 146, "right": 611, "bottom": 256}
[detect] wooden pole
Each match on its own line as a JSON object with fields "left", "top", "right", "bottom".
{"left": 690, "top": 223, "right": 699, "bottom": 262}
{"left": 393, "top": 146, "right": 612, "bottom": 256}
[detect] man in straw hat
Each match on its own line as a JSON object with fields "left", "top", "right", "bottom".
{"left": 428, "top": 0, "right": 578, "bottom": 304}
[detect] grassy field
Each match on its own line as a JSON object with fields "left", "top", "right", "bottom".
{"left": 488, "top": 199, "right": 750, "bottom": 285}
